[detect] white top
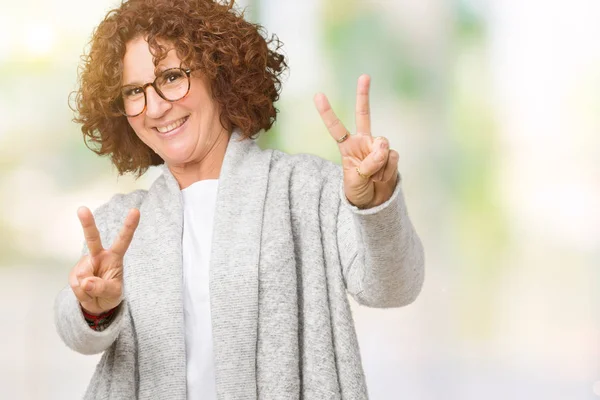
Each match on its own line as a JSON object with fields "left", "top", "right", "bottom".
{"left": 181, "top": 179, "right": 219, "bottom": 400}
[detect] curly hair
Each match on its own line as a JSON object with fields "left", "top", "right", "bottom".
{"left": 72, "top": 0, "right": 288, "bottom": 176}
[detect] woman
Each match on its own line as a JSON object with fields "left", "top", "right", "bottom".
{"left": 54, "top": 0, "right": 425, "bottom": 399}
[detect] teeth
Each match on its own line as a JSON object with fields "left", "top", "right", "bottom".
{"left": 156, "top": 117, "right": 186, "bottom": 133}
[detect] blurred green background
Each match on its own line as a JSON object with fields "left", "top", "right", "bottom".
{"left": 1, "top": 0, "right": 598, "bottom": 398}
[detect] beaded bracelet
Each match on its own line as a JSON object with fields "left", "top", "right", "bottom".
{"left": 82, "top": 306, "right": 118, "bottom": 332}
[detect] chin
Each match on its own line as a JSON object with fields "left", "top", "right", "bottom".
{"left": 151, "top": 135, "right": 195, "bottom": 159}
{"left": 160, "top": 151, "right": 195, "bottom": 167}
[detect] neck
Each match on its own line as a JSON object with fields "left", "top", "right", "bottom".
{"left": 167, "top": 128, "right": 231, "bottom": 189}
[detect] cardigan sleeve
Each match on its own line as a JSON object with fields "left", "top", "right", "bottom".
{"left": 54, "top": 196, "right": 131, "bottom": 355}
{"left": 335, "top": 173, "right": 425, "bottom": 308}
{"left": 54, "top": 286, "right": 128, "bottom": 355}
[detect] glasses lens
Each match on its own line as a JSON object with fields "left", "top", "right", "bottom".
{"left": 116, "top": 69, "right": 190, "bottom": 116}
{"left": 156, "top": 68, "right": 189, "bottom": 101}
{"left": 120, "top": 86, "right": 145, "bottom": 116}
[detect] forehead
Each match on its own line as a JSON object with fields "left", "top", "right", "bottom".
{"left": 122, "top": 36, "right": 181, "bottom": 84}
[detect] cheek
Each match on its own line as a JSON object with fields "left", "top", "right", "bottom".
{"left": 127, "top": 117, "right": 152, "bottom": 143}
{"left": 180, "top": 87, "right": 217, "bottom": 115}
{"left": 177, "top": 96, "right": 201, "bottom": 114}
{"left": 127, "top": 116, "right": 144, "bottom": 132}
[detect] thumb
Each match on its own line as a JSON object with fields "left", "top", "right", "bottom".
{"left": 81, "top": 276, "right": 122, "bottom": 300}
{"left": 357, "top": 146, "right": 389, "bottom": 179}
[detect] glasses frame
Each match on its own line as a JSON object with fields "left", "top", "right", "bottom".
{"left": 116, "top": 67, "right": 192, "bottom": 117}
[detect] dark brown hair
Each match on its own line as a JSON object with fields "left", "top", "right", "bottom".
{"left": 72, "top": 0, "right": 287, "bottom": 176}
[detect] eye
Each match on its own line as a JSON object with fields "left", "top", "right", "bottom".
{"left": 122, "top": 86, "right": 143, "bottom": 98}
{"left": 161, "top": 69, "right": 185, "bottom": 85}
{"left": 166, "top": 73, "right": 179, "bottom": 82}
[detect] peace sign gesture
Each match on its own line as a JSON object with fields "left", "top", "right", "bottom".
{"left": 314, "top": 74, "right": 399, "bottom": 209}
{"left": 69, "top": 207, "right": 140, "bottom": 315}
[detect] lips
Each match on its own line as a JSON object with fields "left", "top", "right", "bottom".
{"left": 154, "top": 116, "right": 189, "bottom": 134}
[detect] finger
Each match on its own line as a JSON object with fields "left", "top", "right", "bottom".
{"left": 70, "top": 281, "right": 94, "bottom": 303}
{"left": 381, "top": 149, "right": 400, "bottom": 183}
{"left": 355, "top": 74, "right": 371, "bottom": 135}
{"left": 80, "top": 276, "right": 123, "bottom": 300}
{"left": 75, "top": 256, "right": 94, "bottom": 282}
{"left": 313, "top": 93, "right": 350, "bottom": 145}
{"left": 77, "top": 207, "right": 104, "bottom": 257}
{"left": 357, "top": 146, "right": 389, "bottom": 179}
{"left": 110, "top": 208, "right": 141, "bottom": 258}
{"left": 69, "top": 262, "right": 93, "bottom": 302}
{"left": 373, "top": 158, "right": 387, "bottom": 182}
{"left": 371, "top": 137, "right": 389, "bottom": 181}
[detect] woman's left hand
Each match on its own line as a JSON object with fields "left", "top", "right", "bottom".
{"left": 314, "top": 74, "right": 399, "bottom": 209}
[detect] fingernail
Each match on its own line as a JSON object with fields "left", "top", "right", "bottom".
{"left": 379, "top": 140, "right": 388, "bottom": 150}
{"left": 85, "top": 282, "right": 95, "bottom": 291}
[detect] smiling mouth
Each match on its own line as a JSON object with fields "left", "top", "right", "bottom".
{"left": 154, "top": 116, "right": 189, "bottom": 134}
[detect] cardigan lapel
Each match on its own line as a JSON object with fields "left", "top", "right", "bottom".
{"left": 126, "top": 130, "right": 270, "bottom": 399}
{"left": 124, "top": 162, "right": 187, "bottom": 398}
{"left": 209, "top": 131, "right": 272, "bottom": 399}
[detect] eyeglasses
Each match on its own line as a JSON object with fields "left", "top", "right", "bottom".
{"left": 114, "top": 68, "right": 192, "bottom": 117}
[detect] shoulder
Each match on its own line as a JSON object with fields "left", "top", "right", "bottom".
{"left": 267, "top": 150, "right": 343, "bottom": 207}
{"left": 92, "top": 189, "right": 148, "bottom": 229}
{"left": 269, "top": 149, "right": 342, "bottom": 183}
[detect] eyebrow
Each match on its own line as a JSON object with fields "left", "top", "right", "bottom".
{"left": 122, "top": 77, "right": 150, "bottom": 87}
{"left": 122, "top": 65, "right": 179, "bottom": 86}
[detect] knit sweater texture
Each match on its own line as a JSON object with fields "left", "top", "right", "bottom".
{"left": 54, "top": 131, "right": 425, "bottom": 399}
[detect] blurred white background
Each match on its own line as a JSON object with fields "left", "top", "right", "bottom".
{"left": 0, "top": 0, "right": 598, "bottom": 398}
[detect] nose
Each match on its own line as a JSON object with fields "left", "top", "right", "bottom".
{"left": 145, "top": 86, "right": 171, "bottom": 119}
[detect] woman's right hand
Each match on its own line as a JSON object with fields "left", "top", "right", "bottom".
{"left": 69, "top": 207, "right": 141, "bottom": 315}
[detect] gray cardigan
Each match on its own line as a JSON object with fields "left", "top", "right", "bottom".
{"left": 54, "top": 131, "right": 425, "bottom": 399}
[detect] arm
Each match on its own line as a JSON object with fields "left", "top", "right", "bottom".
{"left": 313, "top": 74, "right": 424, "bottom": 308}
{"left": 54, "top": 196, "right": 139, "bottom": 355}
{"left": 54, "top": 286, "right": 128, "bottom": 355}
{"left": 337, "top": 175, "right": 425, "bottom": 308}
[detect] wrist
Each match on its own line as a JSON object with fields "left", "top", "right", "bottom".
{"left": 81, "top": 307, "right": 103, "bottom": 317}
{"left": 81, "top": 305, "right": 119, "bottom": 331}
